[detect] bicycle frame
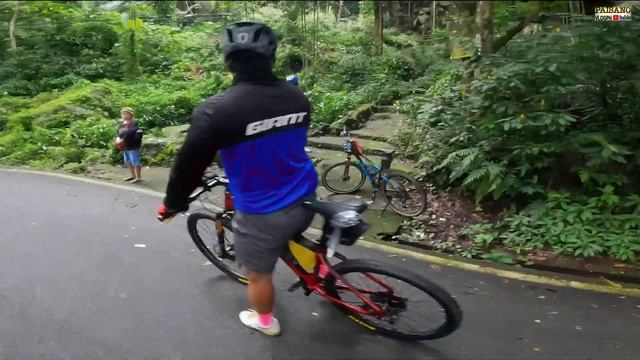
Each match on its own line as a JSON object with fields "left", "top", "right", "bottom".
{"left": 197, "top": 174, "right": 393, "bottom": 318}
{"left": 344, "top": 141, "right": 391, "bottom": 188}
{"left": 280, "top": 239, "right": 387, "bottom": 317}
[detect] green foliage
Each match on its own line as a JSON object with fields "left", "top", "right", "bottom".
{"left": 496, "top": 187, "right": 640, "bottom": 261}
{"left": 7, "top": 82, "right": 115, "bottom": 131}
{"left": 148, "top": 142, "right": 180, "bottom": 166}
{"left": 398, "top": 22, "right": 640, "bottom": 204}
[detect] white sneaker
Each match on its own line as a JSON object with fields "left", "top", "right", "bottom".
{"left": 239, "top": 309, "right": 281, "bottom": 336}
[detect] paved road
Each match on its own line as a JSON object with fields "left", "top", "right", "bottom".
{"left": 1, "top": 170, "right": 639, "bottom": 360}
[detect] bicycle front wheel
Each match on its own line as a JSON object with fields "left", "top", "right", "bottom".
{"left": 383, "top": 171, "right": 426, "bottom": 217}
{"left": 324, "top": 259, "right": 462, "bottom": 341}
{"left": 187, "top": 212, "right": 247, "bottom": 285}
{"left": 321, "top": 161, "right": 366, "bottom": 194}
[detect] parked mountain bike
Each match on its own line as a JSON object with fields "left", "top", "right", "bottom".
{"left": 179, "top": 174, "right": 462, "bottom": 341}
{"left": 320, "top": 129, "right": 427, "bottom": 217}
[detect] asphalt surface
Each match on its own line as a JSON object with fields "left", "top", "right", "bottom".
{"left": 1, "top": 170, "right": 639, "bottom": 360}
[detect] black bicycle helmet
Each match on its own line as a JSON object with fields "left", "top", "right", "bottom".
{"left": 222, "top": 22, "right": 277, "bottom": 61}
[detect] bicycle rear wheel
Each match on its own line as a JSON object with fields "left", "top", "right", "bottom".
{"left": 321, "top": 161, "right": 367, "bottom": 194}
{"left": 324, "top": 259, "right": 462, "bottom": 341}
{"left": 187, "top": 212, "right": 248, "bottom": 285}
{"left": 382, "top": 171, "right": 426, "bottom": 217}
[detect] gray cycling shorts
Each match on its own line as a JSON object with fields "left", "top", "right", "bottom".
{"left": 233, "top": 200, "right": 314, "bottom": 274}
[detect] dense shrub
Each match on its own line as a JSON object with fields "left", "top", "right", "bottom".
{"left": 398, "top": 22, "right": 640, "bottom": 204}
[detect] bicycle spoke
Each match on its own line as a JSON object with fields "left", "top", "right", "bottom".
{"left": 196, "top": 219, "right": 240, "bottom": 270}
{"left": 336, "top": 272, "right": 447, "bottom": 335}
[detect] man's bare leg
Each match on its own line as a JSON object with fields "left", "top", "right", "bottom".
{"left": 247, "top": 271, "right": 274, "bottom": 313}
{"left": 239, "top": 270, "right": 281, "bottom": 335}
{"left": 134, "top": 165, "right": 142, "bottom": 181}
{"left": 125, "top": 164, "right": 135, "bottom": 181}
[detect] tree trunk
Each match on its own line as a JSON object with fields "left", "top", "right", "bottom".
{"left": 336, "top": 0, "right": 344, "bottom": 23}
{"left": 9, "top": 4, "right": 18, "bottom": 51}
{"left": 492, "top": 1, "right": 543, "bottom": 54}
{"left": 475, "top": 1, "right": 493, "bottom": 54}
{"left": 373, "top": 0, "right": 384, "bottom": 56}
{"left": 431, "top": 0, "right": 436, "bottom": 31}
{"left": 390, "top": 1, "right": 402, "bottom": 28}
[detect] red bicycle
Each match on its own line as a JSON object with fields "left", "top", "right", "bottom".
{"left": 185, "top": 174, "right": 462, "bottom": 341}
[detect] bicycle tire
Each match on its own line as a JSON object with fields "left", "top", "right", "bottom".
{"left": 321, "top": 161, "right": 367, "bottom": 194}
{"left": 187, "top": 212, "right": 248, "bottom": 285}
{"left": 382, "top": 171, "right": 427, "bottom": 217}
{"left": 324, "top": 259, "right": 462, "bottom": 341}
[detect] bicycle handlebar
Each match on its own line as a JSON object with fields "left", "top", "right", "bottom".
{"left": 187, "top": 174, "right": 229, "bottom": 204}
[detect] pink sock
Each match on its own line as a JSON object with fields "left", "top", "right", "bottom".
{"left": 258, "top": 312, "right": 273, "bottom": 327}
{"left": 319, "top": 264, "right": 330, "bottom": 278}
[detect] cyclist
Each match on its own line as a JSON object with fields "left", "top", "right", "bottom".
{"left": 286, "top": 74, "right": 299, "bottom": 86}
{"left": 157, "top": 22, "right": 317, "bottom": 336}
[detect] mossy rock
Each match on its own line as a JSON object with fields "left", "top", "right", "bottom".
{"left": 81, "top": 148, "right": 111, "bottom": 166}
{"left": 143, "top": 137, "right": 171, "bottom": 159}
{"left": 329, "top": 103, "right": 378, "bottom": 133}
{"left": 7, "top": 82, "right": 116, "bottom": 131}
{"left": 309, "top": 122, "right": 331, "bottom": 137}
{"left": 62, "top": 162, "right": 87, "bottom": 174}
{"left": 47, "top": 146, "right": 86, "bottom": 165}
{"left": 147, "top": 142, "right": 181, "bottom": 166}
{"left": 161, "top": 124, "right": 190, "bottom": 140}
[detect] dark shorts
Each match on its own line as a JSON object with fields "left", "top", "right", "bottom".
{"left": 233, "top": 199, "right": 314, "bottom": 274}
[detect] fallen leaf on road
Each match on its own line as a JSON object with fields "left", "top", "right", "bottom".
{"left": 534, "top": 320, "right": 541, "bottom": 324}
{"left": 190, "top": 249, "right": 196, "bottom": 252}
{"left": 575, "top": 326, "right": 582, "bottom": 330}
{"left": 131, "top": 226, "right": 136, "bottom": 230}
{"left": 387, "top": 254, "right": 398, "bottom": 258}
{"left": 590, "top": 304, "right": 599, "bottom": 309}
{"left": 312, "top": 312, "right": 319, "bottom": 317}
{"left": 620, "top": 296, "right": 627, "bottom": 299}
{"left": 203, "top": 261, "right": 212, "bottom": 266}
{"left": 613, "top": 263, "right": 626, "bottom": 268}
{"left": 134, "top": 244, "right": 146, "bottom": 248}
{"left": 538, "top": 296, "right": 546, "bottom": 299}
{"left": 533, "top": 348, "right": 541, "bottom": 352}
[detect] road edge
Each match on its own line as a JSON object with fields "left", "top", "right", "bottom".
{"left": 2, "top": 167, "right": 639, "bottom": 298}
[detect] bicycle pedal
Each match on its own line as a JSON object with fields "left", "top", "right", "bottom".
{"left": 287, "top": 281, "right": 304, "bottom": 292}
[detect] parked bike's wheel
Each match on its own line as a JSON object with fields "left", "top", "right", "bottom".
{"left": 324, "top": 259, "right": 462, "bottom": 341}
{"left": 187, "top": 212, "right": 247, "bottom": 285}
{"left": 382, "top": 171, "right": 426, "bottom": 217}
{"left": 321, "top": 161, "right": 367, "bottom": 194}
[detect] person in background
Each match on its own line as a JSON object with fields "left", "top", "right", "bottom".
{"left": 286, "top": 74, "right": 299, "bottom": 87}
{"left": 115, "top": 107, "right": 144, "bottom": 183}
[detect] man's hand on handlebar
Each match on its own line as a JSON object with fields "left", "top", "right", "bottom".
{"left": 157, "top": 174, "right": 227, "bottom": 223}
